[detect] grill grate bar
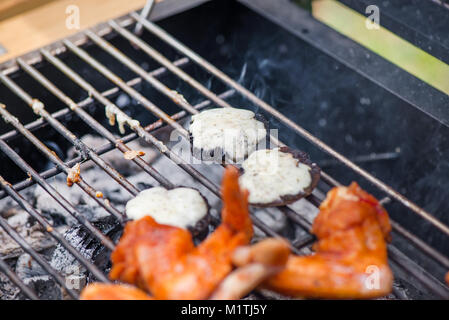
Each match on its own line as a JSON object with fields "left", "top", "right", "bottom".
{"left": 130, "top": 12, "right": 449, "bottom": 238}
{"left": 87, "top": 20, "right": 290, "bottom": 174}
{"left": 0, "top": 256, "right": 39, "bottom": 300}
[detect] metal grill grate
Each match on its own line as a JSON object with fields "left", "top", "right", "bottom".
{"left": 0, "top": 3, "right": 448, "bottom": 300}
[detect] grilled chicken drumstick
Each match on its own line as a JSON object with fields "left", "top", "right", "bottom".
{"left": 264, "top": 182, "right": 393, "bottom": 299}
{"left": 106, "top": 166, "right": 253, "bottom": 299}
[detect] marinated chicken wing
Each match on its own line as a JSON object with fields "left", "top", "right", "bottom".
{"left": 265, "top": 182, "right": 393, "bottom": 299}
{"left": 80, "top": 283, "right": 153, "bottom": 300}
{"left": 109, "top": 166, "right": 253, "bottom": 299}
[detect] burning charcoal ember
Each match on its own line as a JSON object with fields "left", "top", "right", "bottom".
{"left": 15, "top": 253, "right": 62, "bottom": 300}
{"left": 239, "top": 148, "right": 320, "bottom": 207}
{"left": 0, "top": 212, "right": 55, "bottom": 259}
{"left": 50, "top": 216, "right": 122, "bottom": 288}
{"left": 189, "top": 107, "right": 267, "bottom": 163}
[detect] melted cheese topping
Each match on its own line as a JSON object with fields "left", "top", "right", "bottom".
{"left": 239, "top": 148, "right": 312, "bottom": 204}
{"left": 105, "top": 104, "right": 140, "bottom": 135}
{"left": 189, "top": 108, "right": 266, "bottom": 162}
{"left": 125, "top": 187, "right": 208, "bottom": 229}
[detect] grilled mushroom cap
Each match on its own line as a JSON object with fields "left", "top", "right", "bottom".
{"left": 239, "top": 147, "right": 320, "bottom": 207}
{"left": 189, "top": 107, "right": 267, "bottom": 164}
{"left": 125, "top": 187, "right": 210, "bottom": 237}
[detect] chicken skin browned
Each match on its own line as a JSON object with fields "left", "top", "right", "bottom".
{"left": 80, "top": 283, "right": 153, "bottom": 300}
{"left": 264, "top": 182, "right": 393, "bottom": 299}
{"left": 108, "top": 166, "right": 253, "bottom": 300}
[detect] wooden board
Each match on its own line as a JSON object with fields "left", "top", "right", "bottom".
{"left": 0, "top": 0, "right": 148, "bottom": 63}
{"left": 0, "top": 0, "right": 57, "bottom": 21}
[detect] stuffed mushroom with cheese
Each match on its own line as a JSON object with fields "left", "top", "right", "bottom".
{"left": 189, "top": 107, "right": 267, "bottom": 163}
{"left": 239, "top": 147, "right": 320, "bottom": 207}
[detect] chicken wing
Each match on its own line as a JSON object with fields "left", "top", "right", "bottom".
{"left": 80, "top": 283, "right": 153, "bottom": 300}
{"left": 265, "top": 182, "right": 393, "bottom": 299}
{"left": 109, "top": 166, "right": 253, "bottom": 299}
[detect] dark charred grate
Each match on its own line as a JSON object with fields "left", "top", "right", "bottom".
{"left": 0, "top": 4, "right": 448, "bottom": 300}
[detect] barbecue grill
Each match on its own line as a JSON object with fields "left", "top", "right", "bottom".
{"left": 0, "top": 0, "right": 448, "bottom": 300}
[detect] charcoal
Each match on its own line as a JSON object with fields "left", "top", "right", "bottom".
{"left": 18, "top": 277, "right": 60, "bottom": 300}
{"left": 16, "top": 253, "right": 48, "bottom": 279}
{"left": 50, "top": 215, "right": 122, "bottom": 286}
{"left": 15, "top": 253, "right": 62, "bottom": 300}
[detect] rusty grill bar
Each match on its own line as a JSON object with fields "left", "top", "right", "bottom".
{"left": 0, "top": 6, "right": 448, "bottom": 300}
